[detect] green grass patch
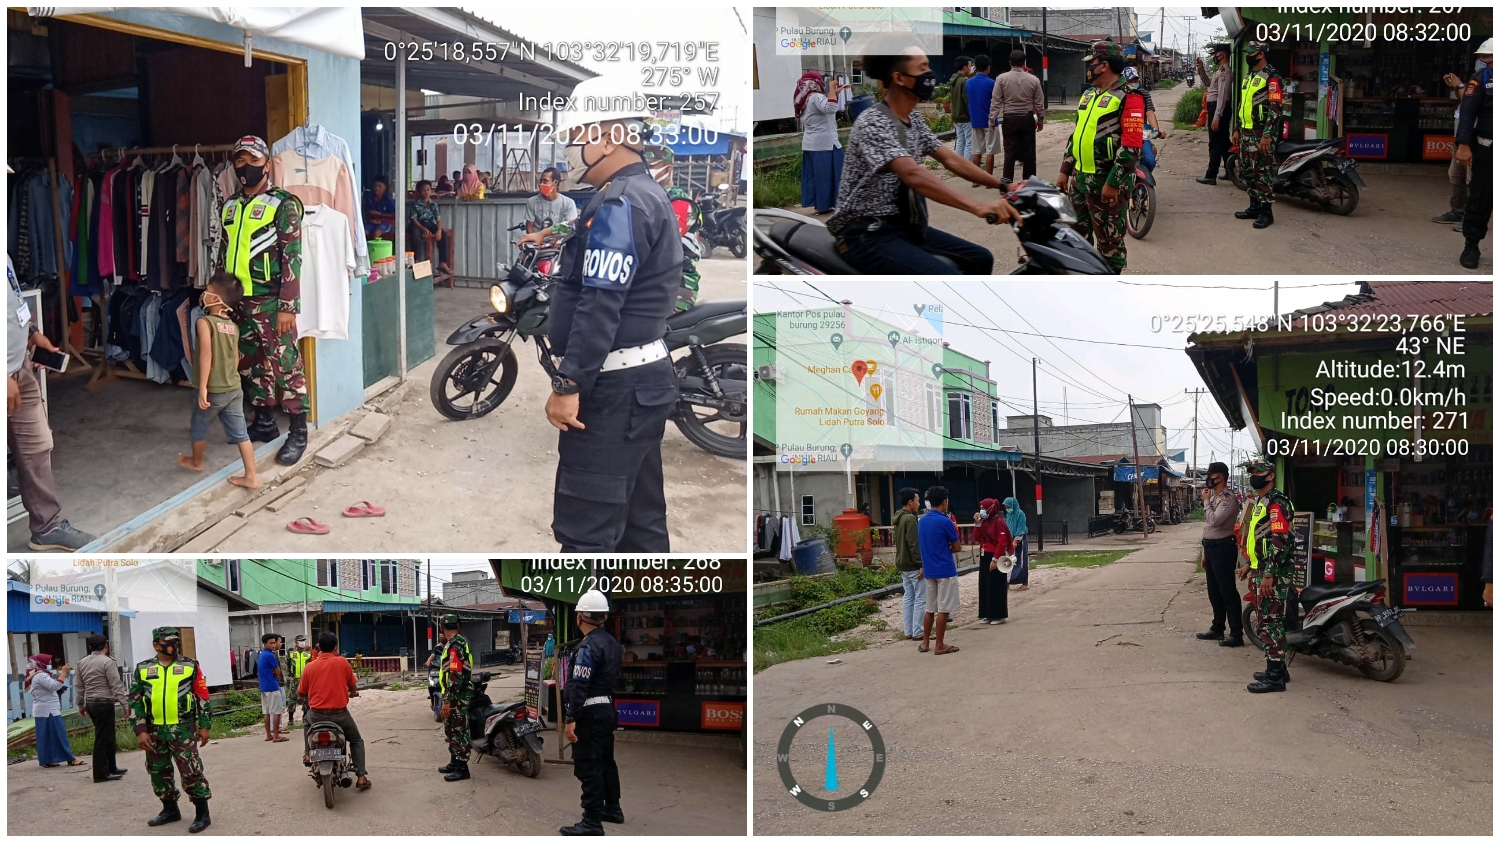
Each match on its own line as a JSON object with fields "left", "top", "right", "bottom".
{"left": 1046, "top": 109, "right": 1078, "bottom": 124}
{"left": 753, "top": 158, "right": 802, "bottom": 209}
{"left": 754, "top": 564, "right": 907, "bottom": 671}
{"left": 754, "top": 623, "right": 868, "bottom": 672}
{"left": 1173, "top": 86, "right": 1205, "bottom": 130}
{"left": 1034, "top": 549, "right": 1136, "bottom": 569}
{"left": 1156, "top": 78, "right": 1180, "bottom": 90}
{"left": 1187, "top": 507, "right": 1206, "bottom": 522}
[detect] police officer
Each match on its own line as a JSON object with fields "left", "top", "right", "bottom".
{"left": 286, "top": 635, "right": 313, "bottom": 727}
{"left": 1241, "top": 456, "right": 1297, "bottom": 693}
{"left": 1232, "top": 41, "right": 1285, "bottom": 230}
{"left": 518, "top": 75, "right": 681, "bottom": 553}
{"left": 1058, "top": 41, "right": 1141, "bottom": 274}
{"left": 219, "top": 135, "right": 310, "bottom": 464}
{"left": 435, "top": 613, "right": 474, "bottom": 781}
{"left": 1457, "top": 38, "right": 1493, "bottom": 269}
{"left": 560, "top": 589, "right": 624, "bottom": 836}
{"left": 128, "top": 627, "right": 213, "bottom": 832}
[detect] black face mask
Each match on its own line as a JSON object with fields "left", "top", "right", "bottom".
{"left": 1085, "top": 61, "right": 1104, "bottom": 83}
{"left": 1248, "top": 475, "right": 1272, "bottom": 490}
{"left": 902, "top": 70, "right": 939, "bottom": 101}
{"left": 235, "top": 163, "right": 267, "bottom": 188}
{"left": 1209, "top": 475, "right": 1224, "bottom": 488}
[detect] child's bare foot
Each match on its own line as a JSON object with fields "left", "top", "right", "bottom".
{"left": 177, "top": 454, "right": 205, "bottom": 472}
{"left": 229, "top": 474, "right": 260, "bottom": 490}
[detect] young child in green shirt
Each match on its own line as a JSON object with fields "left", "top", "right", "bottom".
{"left": 177, "top": 272, "right": 258, "bottom": 489}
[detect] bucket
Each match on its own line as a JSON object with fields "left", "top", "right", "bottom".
{"left": 368, "top": 238, "right": 394, "bottom": 262}
{"left": 848, "top": 93, "right": 876, "bottom": 123}
{"left": 790, "top": 538, "right": 835, "bottom": 576}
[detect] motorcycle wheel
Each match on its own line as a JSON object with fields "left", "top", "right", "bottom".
{"left": 431, "top": 694, "right": 442, "bottom": 722}
{"left": 323, "top": 772, "right": 336, "bottom": 809}
{"left": 673, "top": 343, "right": 748, "bottom": 459}
{"left": 1126, "top": 182, "right": 1156, "bottom": 239}
{"left": 1225, "top": 156, "right": 1247, "bottom": 191}
{"left": 1318, "top": 168, "right": 1360, "bottom": 216}
{"left": 518, "top": 746, "right": 542, "bottom": 778}
{"left": 1243, "top": 604, "right": 1268, "bottom": 653}
{"left": 1355, "top": 619, "right": 1406, "bottom": 682}
{"left": 430, "top": 339, "right": 519, "bottom": 421}
{"left": 729, "top": 228, "right": 747, "bottom": 259}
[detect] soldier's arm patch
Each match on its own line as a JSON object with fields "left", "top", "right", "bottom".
{"left": 192, "top": 667, "right": 209, "bottom": 701}
{"left": 1268, "top": 503, "right": 1290, "bottom": 533}
{"left": 581, "top": 196, "right": 638, "bottom": 290}
{"left": 1268, "top": 77, "right": 1283, "bottom": 103}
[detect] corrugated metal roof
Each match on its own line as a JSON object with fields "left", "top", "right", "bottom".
{"left": 7, "top": 588, "right": 105, "bottom": 634}
{"left": 1286, "top": 281, "right": 1493, "bottom": 322}
{"left": 321, "top": 600, "right": 422, "bottom": 614}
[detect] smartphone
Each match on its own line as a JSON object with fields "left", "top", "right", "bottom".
{"left": 31, "top": 347, "right": 68, "bottom": 373}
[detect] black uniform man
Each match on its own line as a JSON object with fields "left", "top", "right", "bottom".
{"left": 559, "top": 589, "right": 624, "bottom": 836}
{"left": 519, "top": 75, "right": 681, "bottom": 553}
{"left": 1457, "top": 39, "right": 1493, "bottom": 269}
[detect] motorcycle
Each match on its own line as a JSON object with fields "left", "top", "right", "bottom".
{"left": 429, "top": 240, "right": 748, "bottom": 459}
{"left": 427, "top": 662, "right": 442, "bottom": 722}
{"left": 1243, "top": 577, "right": 1413, "bottom": 681}
{"left": 1227, "top": 136, "right": 1364, "bottom": 215}
{"left": 1166, "top": 502, "right": 1183, "bottom": 525}
{"left": 466, "top": 671, "right": 543, "bottom": 778}
{"left": 1126, "top": 130, "right": 1159, "bottom": 240}
{"left": 697, "top": 184, "right": 747, "bottom": 259}
{"left": 1112, "top": 508, "right": 1157, "bottom": 534}
{"left": 304, "top": 720, "right": 353, "bottom": 809}
{"left": 753, "top": 177, "right": 1113, "bottom": 275}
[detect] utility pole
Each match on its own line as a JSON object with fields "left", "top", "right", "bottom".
{"left": 1273, "top": 279, "right": 1280, "bottom": 319}
{"left": 1185, "top": 388, "right": 1208, "bottom": 483}
{"left": 1032, "top": 358, "right": 1045, "bottom": 552}
{"left": 1116, "top": 7, "right": 1125, "bottom": 40}
{"left": 1128, "top": 395, "right": 1148, "bottom": 540}
{"left": 1041, "top": 7, "right": 1049, "bottom": 93}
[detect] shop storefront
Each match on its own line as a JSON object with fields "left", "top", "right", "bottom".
{"left": 1225, "top": 7, "right": 1492, "bottom": 163}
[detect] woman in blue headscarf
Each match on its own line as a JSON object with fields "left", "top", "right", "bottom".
{"left": 1003, "top": 496, "right": 1030, "bottom": 589}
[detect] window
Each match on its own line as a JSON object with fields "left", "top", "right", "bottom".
{"left": 992, "top": 401, "right": 1001, "bottom": 444}
{"left": 380, "top": 560, "right": 398, "bottom": 595}
{"left": 947, "top": 392, "right": 972, "bottom": 441}
{"left": 362, "top": 560, "right": 376, "bottom": 592}
{"left": 801, "top": 495, "right": 816, "bottom": 525}
{"left": 924, "top": 382, "right": 942, "bottom": 434}
{"left": 226, "top": 560, "right": 241, "bottom": 594}
{"left": 317, "top": 559, "right": 339, "bottom": 589}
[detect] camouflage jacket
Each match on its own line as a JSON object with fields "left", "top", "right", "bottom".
{"left": 1239, "top": 63, "right": 1285, "bottom": 139}
{"left": 128, "top": 656, "right": 211, "bottom": 733}
{"left": 1246, "top": 488, "right": 1297, "bottom": 579}
{"left": 439, "top": 634, "right": 474, "bottom": 704}
{"left": 218, "top": 185, "right": 303, "bottom": 312}
{"left": 1061, "top": 78, "right": 1139, "bottom": 190}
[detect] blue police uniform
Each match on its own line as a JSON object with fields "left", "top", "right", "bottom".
{"left": 566, "top": 626, "right": 623, "bottom": 825}
{"left": 1458, "top": 64, "right": 1493, "bottom": 251}
{"left": 550, "top": 160, "right": 680, "bottom": 552}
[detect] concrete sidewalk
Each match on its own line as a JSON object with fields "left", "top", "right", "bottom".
{"left": 752, "top": 525, "right": 1491, "bottom": 835}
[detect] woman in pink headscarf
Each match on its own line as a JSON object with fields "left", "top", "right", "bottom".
{"left": 457, "top": 164, "right": 485, "bottom": 201}
{"left": 975, "top": 498, "right": 1013, "bottom": 624}
{"left": 26, "top": 654, "right": 84, "bottom": 767}
{"left": 794, "top": 70, "right": 846, "bottom": 214}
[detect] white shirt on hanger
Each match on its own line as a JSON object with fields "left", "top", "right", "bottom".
{"left": 298, "top": 204, "right": 355, "bottom": 341}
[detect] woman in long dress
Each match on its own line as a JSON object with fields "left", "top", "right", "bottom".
{"left": 794, "top": 70, "right": 845, "bottom": 214}
{"left": 976, "top": 498, "right": 1014, "bottom": 624}
{"left": 1004, "top": 496, "right": 1031, "bottom": 590}
{"left": 26, "top": 655, "right": 85, "bottom": 768}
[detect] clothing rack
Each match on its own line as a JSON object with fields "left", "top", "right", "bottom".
{"left": 89, "top": 143, "right": 239, "bottom": 162}
{"left": 8, "top": 156, "right": 89, "bottom": 370}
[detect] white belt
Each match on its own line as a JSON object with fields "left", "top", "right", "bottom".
{"left": 1481, "top": 138, "right": 1493, "bottom": 148}
{"left": 599, "top": 340, "right": 668, "bottom": 373}
{"left": 583, "top": 696, "right": 613, "bottom": 707}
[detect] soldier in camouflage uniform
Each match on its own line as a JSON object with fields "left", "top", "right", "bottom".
{"left": 1241, "top": 456, "right": 1297, "bottom": 693}
{"left": 219, "top": 135, "right": 310, "bottom": 466}
{"left": 1232, "top": 41, "right": 1285, "bottom": 229}
{"left": 643, "top": 144, "right": 702, "bottom": 312}
{"left": 128, "top": 626, "right": 214, "bottom": 833}
{"left": 1058, "top": 41, "right": 1140, "bottom": 274}
{"left": 285, "top": 635, "right": 313, "bottom": 726}
{"left": 434, "top": 614, "right": 474, "bottom": 781}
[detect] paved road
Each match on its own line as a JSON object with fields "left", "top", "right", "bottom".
{"left": 752, "top": 522, "right": 1492, "bottom": 835}
{"left": 7, "top": 685, "right": 746, "bottom": 836}
{"left": 214, "top": 256, "right": 747, "bottom": 554}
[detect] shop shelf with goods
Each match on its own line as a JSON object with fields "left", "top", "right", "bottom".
{"left": 612, "top": 594, "right": 747, "bottom": 732}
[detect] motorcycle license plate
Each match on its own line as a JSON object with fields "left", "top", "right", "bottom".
{"left": 308, "top": 748, "right": 344, "bottom": 763}
{"left": 515, "top": 720, "right": 542, "bottom": 736}
{"left": 1371, "top": 605, "right": 1400, "bottom": 626}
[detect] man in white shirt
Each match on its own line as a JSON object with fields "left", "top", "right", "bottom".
{"left": 525, "top": 168, "right": 579, "bottom": 234}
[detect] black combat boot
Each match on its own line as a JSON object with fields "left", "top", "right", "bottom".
{"left": 1253, "top": 660, "right": 1290, "bottom": 683}
{"left": 1234, "top": 201, "right": 1261, "bottom": 220}
{"left": 1253, "top": 206, "right": 1275, "bottom": 229}
{"left": 443, "top": 761, "right": 470, "bottom": 782}
{"left": 438, "top": 761, "right": 456, "bottom": 774}
{"left": 188, "top": 798, "right": 212, "bottom": 834}
{"left": 559, "top": 815, "right": 606, "bottom": 836}
{"left": 600, "top": 804, "right": 625, "bottom": 824}
{"left": 1460, "top": 242, "right": 1481, "bottom": 269}
{"left": 1247, "top": 659, "right": 1287, "bottom": 693}
{"left": 1196, "top": 176, "right": 1217, "bottom": 185}
{"left": 147, "top": 798, "right": 182, "bottom": 827}
{"left": 1219, "top": 635, "right": 1245, "bottom": 648}
{"left": 247, "top": 411, "right": 281, "bottom": 443}
{"left": 277, "top": 412, "right": 309, "bottom": 464}
{"left": 1195, "top": 630, "right": 1224, "bottom": 641}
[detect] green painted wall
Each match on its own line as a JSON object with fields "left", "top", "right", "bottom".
{"left": 195, "top": 560, "right": 420, "bottom": 606}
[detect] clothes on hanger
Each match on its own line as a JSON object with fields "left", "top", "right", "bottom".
{"left": 272, "top": 124, "right": 370, "bottom": 277}
{"left": 7, "top": 167, "right": 73, "bottom": 280}
{"left": 298, "top": 203, "right": 355, "bottom": 340}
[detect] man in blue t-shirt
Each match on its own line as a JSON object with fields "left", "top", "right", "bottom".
{"left": 917, "top": 485, "right": 963, "bottom": 655}
{"left": 256, "top": 634, "right": 288, "bottom": 742}
{"left": 966, "top": 55, "right": 999, "bottom": 176}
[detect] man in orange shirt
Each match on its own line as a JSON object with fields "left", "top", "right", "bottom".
{"left": 296, "top": 633, "right": 370, "bottom": 790}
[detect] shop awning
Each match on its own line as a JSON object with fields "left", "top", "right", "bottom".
{"left": 943, "top": 9, "right": 1032, "bottom": 38}
{"left": 1114, "top": 465, "right": 1161, "bottom": 482}
{"left": 27, "top": 7, "right": 366, "bottom": 59}
{"left": 320, "top": 600, "right": 422, "bottom": 614}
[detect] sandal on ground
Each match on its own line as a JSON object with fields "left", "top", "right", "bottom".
{"left": 271, "top": 736, "right": 289, "bottom": 743}
{"left": 917, "top": 644, "right": 929, "bottom": 653}
{"left": 287, "top": 517, "right": 331, "bottom": 535}
{"left": 936, "top": 645, "right": 961, "bottom": 655}
{"left": 67, "top": 759, "right": 87, "bottom": 766}
{"left": 356, "top": 778, "right": 372, "bottom": 790}
{"left": 342, "top": 501, "right": 386, "bottom": 518}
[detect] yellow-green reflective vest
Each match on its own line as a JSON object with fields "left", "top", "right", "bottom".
{"left": 138, "top": 661, "right": 196, "bottom": 726}
{"left": 290, "top": 649, "right": 312, "bottom": 677}
{"left": 437, "top": 636, "right": 473, "bottom": 694}
{"left": 1071, "top": 89, "right": 1124, "bottom": 174}
{"left": 1240, "top": 73, "right": 1268, "bottom": 130}
{"left": 221, "top": 193, "right": 285, "bottom": 295}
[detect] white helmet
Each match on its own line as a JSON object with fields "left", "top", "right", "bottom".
{"left": 554, "top": 74, "right": 654, "bottom": 138}
{"left": 576, "top": 589, "right": 611, "bottom": 614}
{"left": 1477, "top": 38, "right": 1494, "bottom": 56}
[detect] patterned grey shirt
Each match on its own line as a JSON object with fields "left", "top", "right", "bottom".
{"left": 827, "top": 106, "right": 943, "bottom": 236}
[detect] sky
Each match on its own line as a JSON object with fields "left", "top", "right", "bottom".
{"left": 755, "top": 278, "right": 1369, "bottom": 470}
{"left": 1155, "top": 8, "right": 1232, "bottom": 58}
{"left": 419, "top": 557, "right": 499, "bottom": 600}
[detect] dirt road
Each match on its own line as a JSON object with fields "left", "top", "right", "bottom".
{"left": 752, "top": 522, "right": 1492, "bottom": 835}
{"left": 215, "top": 256, "right": 747, "bottom": 554}
{"left": 7, "top": 684, "right": 746, "bottom": 836}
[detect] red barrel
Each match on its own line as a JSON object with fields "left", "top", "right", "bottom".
{"left": 832, "top": 508, "right": 871, "bottom": 559}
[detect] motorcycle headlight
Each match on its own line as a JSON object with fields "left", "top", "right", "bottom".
{"left": 1039, "top": 191, "right": 1077, "bottom": 225}
{"left": 489, "top": 283, "right": 511, "bottom": 315}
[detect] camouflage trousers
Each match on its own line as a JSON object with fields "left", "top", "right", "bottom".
{"left": 285, "top": 690, "right": 308, "bottom": 724}
{"left": 1256, "top": 573, "right": 1290, "bottom": 662}
{"left": 674, "top": 256, "right": 701, "bottom": 313}
{"left": 142, "top": 723, "right": 211, "bottom": 801}
{"left": 236, "top": 295, "right": 307, "bottom": 415}
{"left": 1066, "top": 171, "right": 1128, "bottom": 273}
{"left": 443, "top": 703, "right": 471, "bottom": 762}
{"left": 1240, "top": 144, "right": 1276, "bottom": 206}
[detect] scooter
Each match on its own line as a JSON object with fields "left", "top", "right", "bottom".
{"left": 1126, "top": 130, "right": 1159, "bottom": 240}
{"left": 697, "top": 184, "right": 747, "bottom": 259}
{"left": 429, "top": 240, "right": 748, "bottom": 459}
{"left": 304, "top": 720, "right": 353, "bottom": 809}
{"left": 1112, "top": 508, "right": 1156, "bottom": 534}
{"left": 467, "top": 671, "right": 543, "bottom": 778}
{"left": 1243, "top": 577, "right": 1413, "bottom": 681}
{"left": 1227, "top": 137, "right": 1364, "bottom": 215}
{"left": 753, "top": 178, "right": 1113, "bottom": 275}
{"left": 427, "top": 662, "right": 442, "bottom": 722}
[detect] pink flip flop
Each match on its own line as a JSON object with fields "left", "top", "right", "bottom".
{"left": 342, "top": 501, "right": 386, "bottom": 518}
{"left": 287, "top": 517, "right": 331, "bottom": 535}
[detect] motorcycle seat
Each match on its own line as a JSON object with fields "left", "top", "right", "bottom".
{"left": 1277, "top": 138, "right": 1338, "bottom": 155}
{"left": 1297, "top": 578, "right": 1383, "bottom": 608}
{"left": 775, "top": 219, "right": 860, "bottom": 275}
{"left": 666, "top": 299, "right": 745, "bottom": 329}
